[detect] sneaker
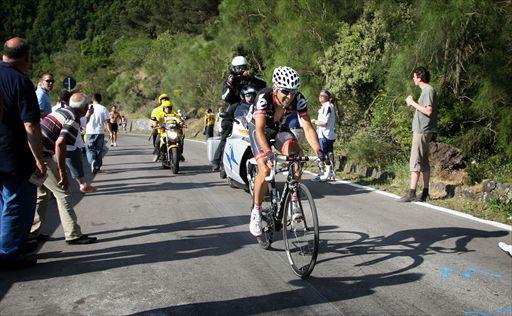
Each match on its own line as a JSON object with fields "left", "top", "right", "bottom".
{"left": 249, "top": 208, "right": 262, "bottom": 237}
{"left": 79, "top": 185, "right": 97, "bottom": 193}
{"left": 212, "top": 164, "right": 220, "bottom": 172}
{"left": 498, "top": 242, "right": 512, "bottom": 256}
{"left": 152, "top": 154, "right": 159, "bottom": 162}
{"left": 110, "top": 143, "right": 114, "bottom": 147}
{"left": 66, "top": 235, "right": 98, "bottom": 245}
{"left": 319, "top": 173, "right": 330, "bottom": 182}
{"left": 114, "top": 142, "right": 118, "bottom": 147}
{"left": 291, "top": 201, "right": 304, "bottom": 222}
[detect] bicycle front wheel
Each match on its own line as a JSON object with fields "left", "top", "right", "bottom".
{"left": 282, "top": 183, "right": 319, "bottom": 278}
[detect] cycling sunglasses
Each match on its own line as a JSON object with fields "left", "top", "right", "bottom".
{"left": 279, "top": 89, "right": 297, "bottom": 96}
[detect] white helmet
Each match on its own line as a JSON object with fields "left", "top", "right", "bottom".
{"left": 272, "top": 66, "right": 301, "bottom": 90}
{"left": 231, "top": 56, "right": 248, "bottom": 67}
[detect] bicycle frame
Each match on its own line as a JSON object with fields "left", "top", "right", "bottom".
{"left": 265, "top": 155, "right": 316, "bottom": 231}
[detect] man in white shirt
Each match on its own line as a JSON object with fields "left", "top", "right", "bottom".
{"left": 85, "top": 93, "right": 110, "bottom": 174}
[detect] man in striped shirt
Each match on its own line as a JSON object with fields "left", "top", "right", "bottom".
{"left": 30, "top": 92, "right": 98, "bottom": 245}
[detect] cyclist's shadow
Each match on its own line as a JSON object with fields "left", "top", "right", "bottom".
{"left": 317, "top": 226, "right": 507, "bottom": 275}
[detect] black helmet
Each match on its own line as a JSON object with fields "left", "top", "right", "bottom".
{"left": 241, "top": 85, "right": 257, "bottom": 98}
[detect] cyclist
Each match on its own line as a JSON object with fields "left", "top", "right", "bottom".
{"left": 150, "top": 94, "right": 172, "bottom": 161}
{"left": 247, "top": 66, "right": 327, "bottom": 237}
{"left": 212, "top": 56, "right": 266, "bottom": 171}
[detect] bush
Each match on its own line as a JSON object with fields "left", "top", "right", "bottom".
{"left": 346, "top": 129, "right": 398, "bottom": 169}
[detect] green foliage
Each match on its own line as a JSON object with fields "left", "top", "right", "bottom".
{"left": 320, "top": 6, "right": 392, "bottom": 143}
{"left": 346, "top": 129, "right": 398, "bottom": 169}
{"left": 5, "top": 0, "right": 510, "bottom": 183}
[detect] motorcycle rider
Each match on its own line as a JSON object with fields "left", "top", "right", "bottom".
{"left": 212, "top": 56, "right": 266, "bottom": 171}
{"left": 150, "top": 94, "right": 172, "bottom": 162}
{"left": 247, "top": 66, "right": 327, "bottom": 237}
{"left": 154, "top": 100, "right": 185, "bottom": 161}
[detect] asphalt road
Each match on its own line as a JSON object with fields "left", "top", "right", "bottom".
{"left": 1, "top": 134, "right": 511, "bottom": 316}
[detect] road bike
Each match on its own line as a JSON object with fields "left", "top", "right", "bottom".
{"left": 250, "top": 155, "right": 320, "bottom": 278}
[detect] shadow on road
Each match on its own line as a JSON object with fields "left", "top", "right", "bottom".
{"left": 1, "top": 214, "right": 506, "bottom": 312}
{"left": 126, "top": 226, "right": 507, "bottom": 315}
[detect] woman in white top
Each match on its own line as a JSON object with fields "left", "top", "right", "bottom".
{"left": 311, "top": 89, "right": 337, "bottom": 181}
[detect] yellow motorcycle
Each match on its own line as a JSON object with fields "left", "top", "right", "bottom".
{"left": 159, "top": 118, "right": 185, "bottom": 174}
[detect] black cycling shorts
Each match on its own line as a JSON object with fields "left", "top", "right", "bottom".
{"left": 248, "top": 122, "right": 301, "bottom": 158}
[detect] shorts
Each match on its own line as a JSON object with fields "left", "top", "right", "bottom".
{"left": 319, "top": 137, "right": 334, "bottom": 154}
{"left": 66, "top": 148, "right": 84, "bottom": 179}
{"left": 110, "top": 123, "right": 118, "bottom": 133}
{"left": 409, "top": 132, "right": 433, "bottom": 172}
{"left": 248, "top": 122, "right": 301, "bottom": 158}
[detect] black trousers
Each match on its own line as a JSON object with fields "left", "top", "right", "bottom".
{"left": 212, "top": 122, "right": 232, "bottom": 166}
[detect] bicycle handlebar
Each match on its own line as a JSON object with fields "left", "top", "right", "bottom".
{"left": 264, "top": 155, "right": 318, "bottom": 181}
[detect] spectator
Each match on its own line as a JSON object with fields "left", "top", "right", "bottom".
{"left": 31, "top": 92, "right": 97, "bottom": 245}
{"left": 52, "top": 89, "right": 71, "bottom": 112}
{"left": 121, "top": 115, "right": 127, "bottom": 131}
{"left": 35, "top": 72, "right": 54, "bottom": 117}
{"left": 66, "top": 104, "right": 96, "bottom": 193}
{"left": 311, "top": 89, "right": 337, "bottom": 181}
{"left": 108, "top": 105, "right": 121, "bottom": 147}
{"left": 0, "top": 37, "right": 47, "bottom": 269}
{"left": 399, "top": 66, "right": 439, "bottom": 202}
{"left": 204, "top": 108, "right": 215, "bottom": 140}
{"left": 85, "top": 93, "right": 110, "bottom": 174}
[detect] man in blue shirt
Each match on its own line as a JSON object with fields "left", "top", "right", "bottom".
{"left": 35, "top": 72, "right": 54, "bottom": 117}
{"left": 0, "top": 37, "right": 46, "bottom": 270}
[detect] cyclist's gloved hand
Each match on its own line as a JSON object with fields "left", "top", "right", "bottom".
{"left": 264, "top": 151, "right": 275, "bottom": 163}
{"left": 316, "top": 149, "right": 326, "bottom": 162}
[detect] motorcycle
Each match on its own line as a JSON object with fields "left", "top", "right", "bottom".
{"left": 159, "top": 118, "right": 185, "bottom": 174}
{"left": 208, "top": 103, "right": 255, "bottom": 192}
{"left": 224, "top": 103, "right": 259, "bottom": 192}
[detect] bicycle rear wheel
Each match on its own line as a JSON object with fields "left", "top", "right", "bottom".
{"left": 282, "top": 183, "right": 319, "bottom": 278}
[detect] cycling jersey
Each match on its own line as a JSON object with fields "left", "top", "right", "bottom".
{"left": 248, "top": 87, "right": 308, "bottom": 132}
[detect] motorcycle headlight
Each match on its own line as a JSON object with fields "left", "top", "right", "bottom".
{"left": 167, "top": 130, "right": 178, "bottom": 140}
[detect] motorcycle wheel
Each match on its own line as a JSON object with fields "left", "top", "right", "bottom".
{"left": 162, "top": 149, "right": 170, "bottom": 169}
{"left": 171, "top": 147, "right": 180, "bottom": 174}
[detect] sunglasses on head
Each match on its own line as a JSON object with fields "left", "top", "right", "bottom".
{"left": 279, "top": 89, "right": 297, "bottom": 96}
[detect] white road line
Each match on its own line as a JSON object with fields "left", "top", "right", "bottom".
{"left": 303, "top": 170, "right": 511, "bottom": 231}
